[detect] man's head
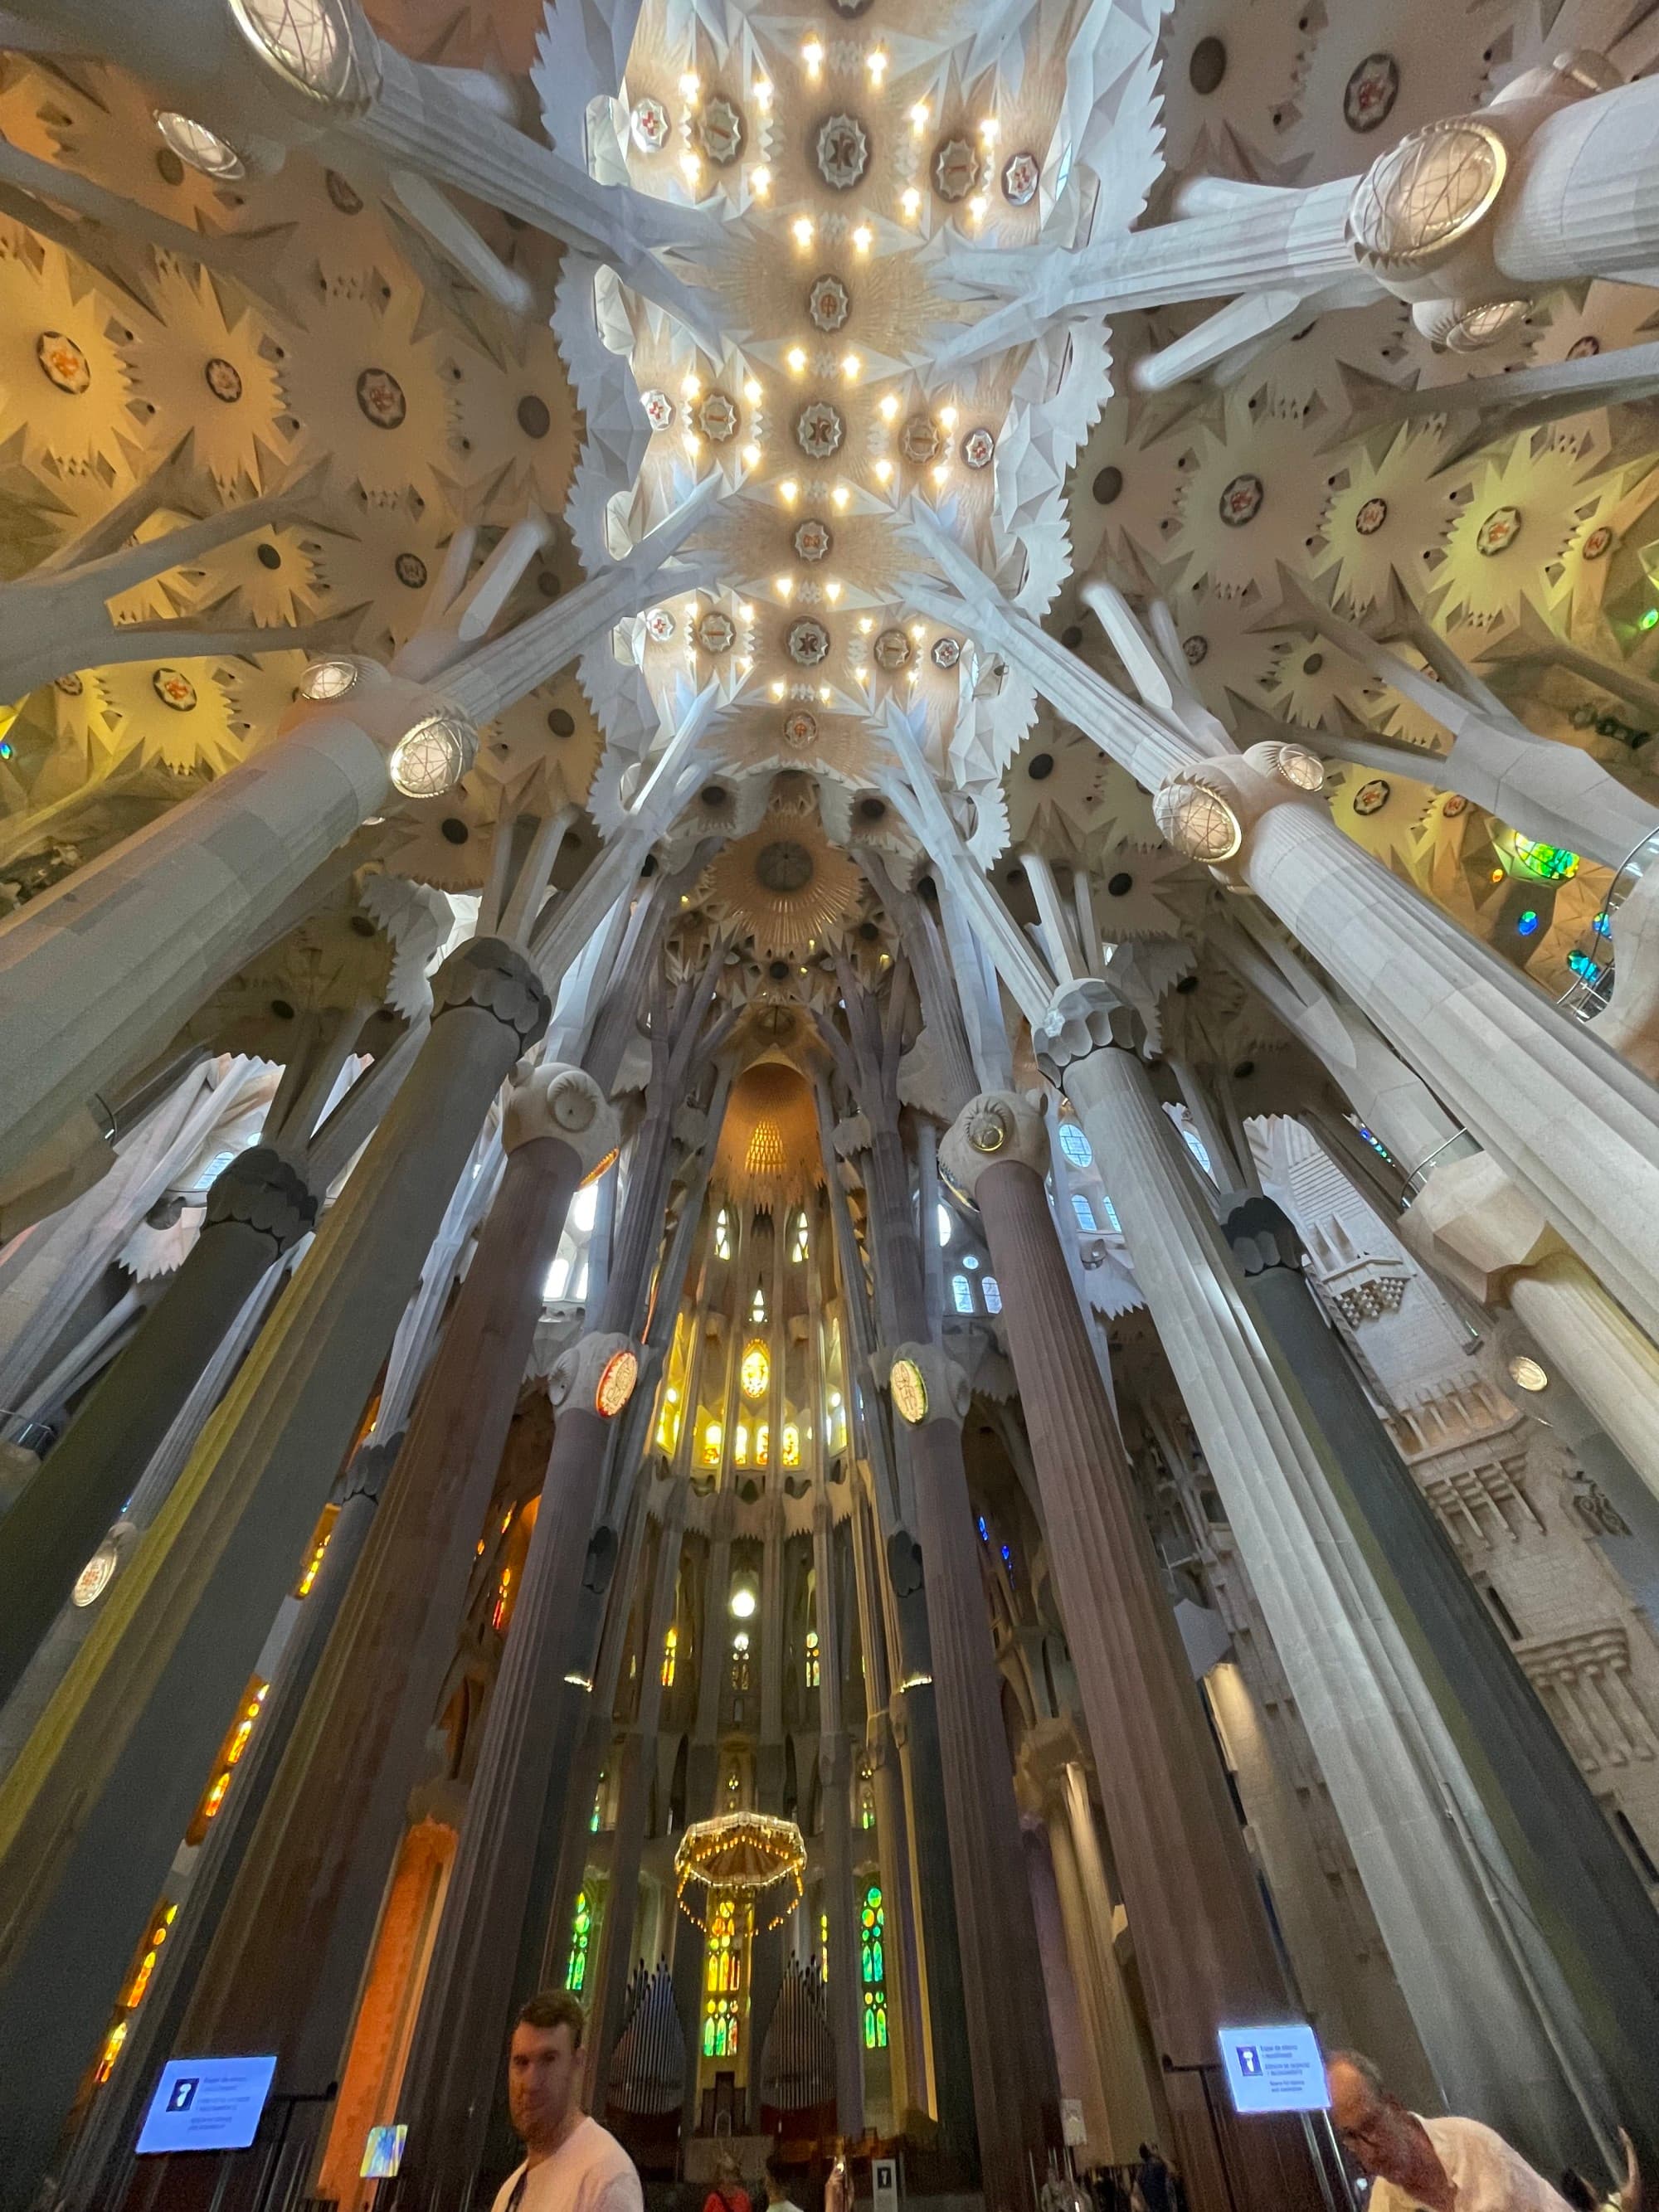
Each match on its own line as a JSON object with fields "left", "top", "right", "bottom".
{"left": 765, "top": 2155, "right": 791, "bottom": 2204}
{"left": 1326, "top": 2051, "right": 1435, "bottom": 2187}
{"left": 507, "top": 1991, "right": 586, "bottom": 2151}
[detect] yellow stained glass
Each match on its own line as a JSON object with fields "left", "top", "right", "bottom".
{"left": 741, "top": 1339, "right": 770, "bottom": 1399}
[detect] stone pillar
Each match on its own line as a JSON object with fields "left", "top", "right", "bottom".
{"left": 388, "top": 1328, "right": 644, "bottom": 2206}
{"left": 1058, "top": 1762, "right": 1165, "bottom": 2164}
{"left": 0, "top": 936, "right": 549, "bottom": 2212}
{"left": 1022, "top": 1816, "right": 1104, "bottom": 2161}
{"left": 0, "top": 1146, "right": 318, "bottom": 1704}
{"left": 1034, "top": 1009, "right": 1629, "bottom": 2171}
{"left": 942, "top": 1091, "right": 1323, "bottom": 2212}
{"left": 1226, "top": 1192, "right": 1659, "bottom": 2172}
{"left": 887, "top": 1341, "right": 1062, "bottom": 2212}
{"left": 171, "top": 1064, "right": 614, "bottom": 2097}
{"left": 814, "top": 1496, "right": 865, "bottom": 2137}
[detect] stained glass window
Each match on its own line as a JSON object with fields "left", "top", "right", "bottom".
{"left": 662, "top": 1624, "right": 679, "bottom": 1687}
{"left": 1182, "top": 1125, "right": 1214, "bottom": 1177}
{"left": 860, "top": 1884, "right": 888, "bottom": 2048}
{"left": 701, "top": 1421, "right": 722, "bottom": 1466}
{"left": 567, "top": 1889, "right": 593, "bottom": 1993}
{"left": 805, "top": 1627, "right": 820, "bottom": 1689}
{"left": 591, "top": 1773, "right": 606, "bottom": 1832}
{"left": 982, "top": 1276, "right": 1003, "bottom": 1313}
{"left": 1058, "top": 1122, "right": 1092, "bottom": 1169}
{"left": 741, "top": 1339, "right": 771, "bottom": 1400}
{"left": 791, "top": 1211, "right": 810, "bottom": 1262}
{"left": 703, "top": 1896, "right": 742, "bottom": 2057}
{"left": 715, "top": 1208, "right": 732, "bottom": 1260}
{"left": 1071, "top": 1193, "right": 1097, "bottom": 1232}
{"left": 751, "top": 1284, "right": 767, "bottom": 1322}
{"left": 1101, "top": 1194, "right": 1121, "bottom": 1232}
{"left": 731, "top": 1629, "right": 751, "bottom": 1690}
{"left": 782, "top": 1422, "right": 800, "bottom": 1468}
{"left": 820, "top": 1910, "right": 830, "bottom": 1981}
{"left": 951, "top": 1274, "right": 973, "bottom": 1313}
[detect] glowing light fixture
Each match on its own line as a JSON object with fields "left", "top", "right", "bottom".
{"left": 1508, "top": 1354, "right": 1550, "bottom": 1393}
{"left": 388, "top": 712, "right": 476, "bottom": 799}
{"left": 901, "top": 187, "right": 922, "bottom": 217}
{"left": 791, "top": 216, "right": 815, "bottom": 247}
{"left": 299, "top": 657, "right": 359, "bottom": 701}
{"left": 842, "top": 352, "right": 862, "bottom": 381}
{"left": 154, "top": 111, "right": 246, "bottom": 178}
{"left": 852, "top": 223, "right": 873, "bottom": 253}
{"left": 786, "top": 344, "right": 808, "bottom": 373}
{"left": 890, "top": 1357, "right": 929, "bottom": 1426}
{"left": 595, "top": 1348, "right": 639, "bottom": 1417}
{"left": 751, "top": 165, "right": 771, "bottom": 196}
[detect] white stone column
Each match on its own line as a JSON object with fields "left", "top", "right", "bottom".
{"left": 1038, "top": 986, "right": 1618, "bottom": 2163}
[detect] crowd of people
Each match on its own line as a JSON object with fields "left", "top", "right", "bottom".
{"left": 489, "top": 1993, "right": 1646, "bottom": 2212}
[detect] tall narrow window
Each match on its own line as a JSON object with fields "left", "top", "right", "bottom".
{"left": 703, "top": 1897, "right": 742, "bottom": 2056}
{"left": 951, "top": 1274, "right": 973, "bottom": 1314}
{"left": 781, "top": 1422, "right": 800, "bottom": 1468}
{"left": 1101, "top": 1194, "right": 1121, "bottom": 1232}
{"left": 791, "top": 1211, "right": 810, "bottom": 1262}
{"left": 730, "top": 1629, "right": 751, "bottom": 1691}
{"left": 751, "top": 1284, "right": 767, "bottom": 1322}
{"left": 982, "top": 1276, "right": 1003, "bottom": 1314}
{"left": 590, "top": 1772, "right": 606, "bottom": 1832}
{"left": 714, "top": 1208, "right": 732, "bottom": 1261}
{"left": 741, "top": 1339, "right": 771, "bottom": 1399}
{"left": 860, "top": 1884, "right": 888, "bottom": 2047}
{"left": 567, "top": 1889, "right": 593, "bottom": 1992}
{"left": 805, "top": 1627, "right": 820, "bottom": 1689}
{"left": 936, "top": 1201, "right": 952, "bottom": 1247}
{"left": 701, "top": 1421, "right": 722, "bottom": 1467}
{"left": 859, "top": 1776, "right": 875, "bottom": 1830}
{"left": 820, "top": 1911, "right": 830, "bottom": 1981}
{"left": 1071, "top": 1192, "right": 1097, "bottom": 1232}
{"left": 661, "top": 1624, "right": 679, "bottom": 1688}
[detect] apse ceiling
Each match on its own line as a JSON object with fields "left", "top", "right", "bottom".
{"left": 2, "top": 0, "right": 1657, "bottom": 1035}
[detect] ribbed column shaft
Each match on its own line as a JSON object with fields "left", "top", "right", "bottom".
{"left": 173, "top": 1131, "right": 583, "bottom": 2089}
{"left": 815, "top": 1504, "right": 865, "bottom": 2134}
{"left": 0, "top": 939, "right": 548, "bottom": 2212}
{"left": 1510, "top": 1254, "right": 1659, "bottom": 1508}
{"left": 972, "top": 1152, "right": 1321, "bottom": 2212}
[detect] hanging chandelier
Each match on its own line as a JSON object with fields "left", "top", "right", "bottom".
{"left": 673, "top": 1811, "right": 807, "bottom": 1933}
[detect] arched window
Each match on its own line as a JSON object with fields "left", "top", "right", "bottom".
{"left": 714, "top": 1208, "right": 732, "bottom": 1261}
{"left": 951, "top": 1273, "right": 974, "bottom": 1314}
{"left": 791, "top": 1211, "right": 810, "bottom": 1262}
{"left": 936, "top": 1201, "right": 952, "bottom": 1247}
{"left": 730, "top": 1629, "right": 751, "bottom": 1691}
{"left": 734, "top": 1422, "right": 750, "bottom": 1465}
{"left": 703, "top": 1896, "right": 742, "bottom": 2057}
{"left": 1101, "top": 1194, "right": 1121, "bottom": 1232}
{"left": 567, "top": 1889, "right": 593, "bottom": 1993}
{"left": 859, "top": 1777, "right": 875, "bottom": 1830}
{"left": 860, "top": 1884, "right": 888, "bottom": 2048}
{"left": 700, "top": 1421, "right": 722, "bottom": 1467}
{"left": 741, "top": 1339, "right": 770, "bottom": 1400}
{"left": 805, "top": 1627, "right": 820, "bottom": 1689}
{"left": 1071, "top": 1192, "right": 1097, "bottom": 1233}
{"left": 751, "top": 1284, "right": 767, "bottom": 1322}
{"left": 828, "top": 1389, "right": 846, "bottom": 1448}
{"left": 1181, "top": 1124, "right": 1214, "bottom": 1178}
{"left": 661, "top": 1625, "right": 679, "bottom": 1688}
{"left": 781, "top": 1422, "right": 800, "bottom": 1468}
{"left": 1058, "top": 1121, "right": 1093, "bottom": 1169}
{"left": 754, "top": 1422, "right": 769, "bottom": 1467}
{"left": 590, "top": 1772, "right": 606, "bottom": 1832}
{"left": 982, "top": 1276, "right": 1003, "bottom": 1314}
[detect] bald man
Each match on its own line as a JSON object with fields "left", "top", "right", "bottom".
{"left": 1326, "top": 2052, "right": 1574, "bottom": 2212}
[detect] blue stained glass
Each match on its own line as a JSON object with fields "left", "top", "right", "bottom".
{"left": 1517, "top": 909, "right": 1540, "bottom": 937}
{"left": 1058, "top": 1122, "right": 1093, "bottom": 1169}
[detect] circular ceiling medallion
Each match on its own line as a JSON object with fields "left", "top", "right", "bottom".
{"left": 1569, "top": 334, "right": 1602, "bottom": 360}
{"left": 1189, "top": 35, "right": 1227, "bottom": 93}
{"left": 1219, "top": 473, "right": 1263, "bottom": 527}
{"left": 1352, "top": 777, "right": 1392, "bottom": 817}
{"left": 645, "top": 606, "right": 677, "bottom": 642}
{"left": 781, "top": 708, "right": 819, "bottom": 748}
{"left": 630, "top": 95, "right": 672, "bottom": 153}
{"left": 1154, "top": 779, "right": 1242, "bottom": 862}
{"left": 900, "top": 415, "right": 941, "bottom": 464}
{"left": 325, "top": 168, "right": 363, "bottom": 213}
{"left": 698, "top": 610, "right": 736, "bottom": 654}
{"left": 71, "top": 1539, "right": 120, "bottom": 1609}
{"left": 796, "top": 401, "right": 844, "bottom": 459}
{"left": 1355, "top": 496, "right": 1389, "bottom": 536}
{"left": 1476, "top": 506, "right": 1522, "bottom": 557}
{"left": 698, "top": 95, "right": 744, "bottom": 166}
{"left": 756, "top": 838, "right": 816, "bottom": 892}
{"left": 1183, "top": 634, "right": 1209, "bottom": 664}
{"left": 36, "top": 332, "right": 90, "bottom": 395}
{"left": 961, "top": 426, "right": 995, "bottom": 469}
{"left": 1092, "top": 464, "right": 1122, "bottom": 505}
{"left": 808, "top": 273, "right": 851, "bottom": 332}
{"left": 1442, "top": 793, "right": 1470, "bottom": 819}
{"left": 356, "top": 367, "right": 407, "bottom": 429}
{"left": 788, "top": 618, "right": 831, "bottom": 666}
{"left": 642, "top": 387, "right": 675, "bottom": 431}
{"left": 395, "top": 551, "right": 428, "bottom": 589}
{"left": 1002, "top": 151, "right": 1039, "bottom": 205}
{"left": 152, "top": 667, "right": 197, "bottom": 712}
{"left": 596, "top": 1347, "right": 640, "bottom": 1416}
{"left": 204, "top": 356, "right": 244, "bottom": 403}
{"left": 547, "top": 707, "right": 577, "bottom": 737}
{"left": 698, "top": 391, "right": 740, "bottom": 442}
{"left": 793, "top": 517, "right": 833, "bottom": 562}
{"left": 873, "top": 627, "right": 912, "bottom": 671}
{"left": 1344, "top": 52, "right": 1399, "bottom": 132}
{"left": 1582, "top": 523, "right": 1614, "bottom": 561}
{"left": 816, "top": 113, "right": 870, "bottom": 191}
{"left": 933, "top": 137, "right": 979, "bottom": 202}
{"left": 56, "top": 671, "right": 84, "bottom": 696}
{"left": 517, "top": 394, "right": 552, "bottom": 439}
{"left": 890, "top": 1356, "right": 929, "bottom": 1426}
{"left": 932, "top": 637, "right": 961, "bottom": 668}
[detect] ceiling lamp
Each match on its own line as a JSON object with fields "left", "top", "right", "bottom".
{"left": 674, "top": 1811, "right": 806, "bottom": 1931}
{"left": 299, "top": 657, "right": 360, "bottom": 702}
{"left": 154, "top": 111, "right": 246, "bottom": 179}
{"left": 1348, "top": 119, "right": 1507, "bottom": 273}
{"left": 729, "top": 1571, "right": 760, "bottom": 1618}
{"left": 231, "top": 0, "right": 380, "bottom": 107}
{"left": 1508, "top": 1354, "right": 1550, "bottom": 1393}
{"left": 387, "top": 712, "right": 478, "bottom": 799}
{"left": 1153, "top": 777, "right": 1243, "bottom": 864}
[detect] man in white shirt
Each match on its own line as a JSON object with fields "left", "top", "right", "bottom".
{"left": 1326, "top": 2050, "right": 1577, "bottom": 2212}
{"left": 489, "top": 1990, "right": 645, "bottom": 2212}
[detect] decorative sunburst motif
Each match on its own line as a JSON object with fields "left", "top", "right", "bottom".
{"left": 0, "top": 241, "right": 138, "bottom": 475}
{"left": 1433, "top": 431, "right": 1604, "bottom": 629}
{"left": 280, "top": 275, "right": 466, "bottom": 507}
{"left": 1167, "top": 387, "right": 1330, "bottom": 595}
{"left": 1316, "top": 421, "right": 1460, "bottom": 613}
{"left": 90, "top": 657, "right": 246, "bottom": 773}
{"left": 119, "top": 258, "right": 291, "bottom": 493}
{"left": 702, "top": 805, "right": 862, "bottom": 958}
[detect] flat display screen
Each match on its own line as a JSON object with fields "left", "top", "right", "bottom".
{"left": 1218, "top": 2024, "right": 1329, "bottom": 2115}
{"left": 135, "top": 2056, "right": 277, "bottom": 2154}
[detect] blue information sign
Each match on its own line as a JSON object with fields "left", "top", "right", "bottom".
{"left": 135, "top": 2056, "right": 277, "bottom": 2154}
{"left": 1217, "top": 2024, "right": 1329, "bottom": 2115}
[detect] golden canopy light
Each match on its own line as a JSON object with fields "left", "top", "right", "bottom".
{"left": 674, "top": 1811, "right": 808, "bottom": 1932}
{"left": 713, "top": 1061, "right": 824, "bottom": 1210}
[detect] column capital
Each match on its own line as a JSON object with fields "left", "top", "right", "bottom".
{"left": 547, "top": 1330, "right": 641, "bottom": 1418}
{"left": 204, "top": 1144, "right": 319, "bottom": 1255}
{"left": 940, "top": 1089, "right": 1047, "bottom": 1198}
{"left": 1396, "top": 1146, "right": 1566, "bottom": 1305}
{"left": 503, "top": 1060, "right": 618, "bottom": 1175}
{"left": 432, "top": 936, "right": 551, "bottom": 1048}
{"left": 1151, "top": 741, "right": 1325, "bottom": 886}
{"left": 1032, "top": 977, "right": 1141, "bottom": 1080}
{"left": 880, "top": 1340, "right": 971, "bottom": 1431}
{"left": 1220, "top": 1195, "right": 1305, "bottom": 1279}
